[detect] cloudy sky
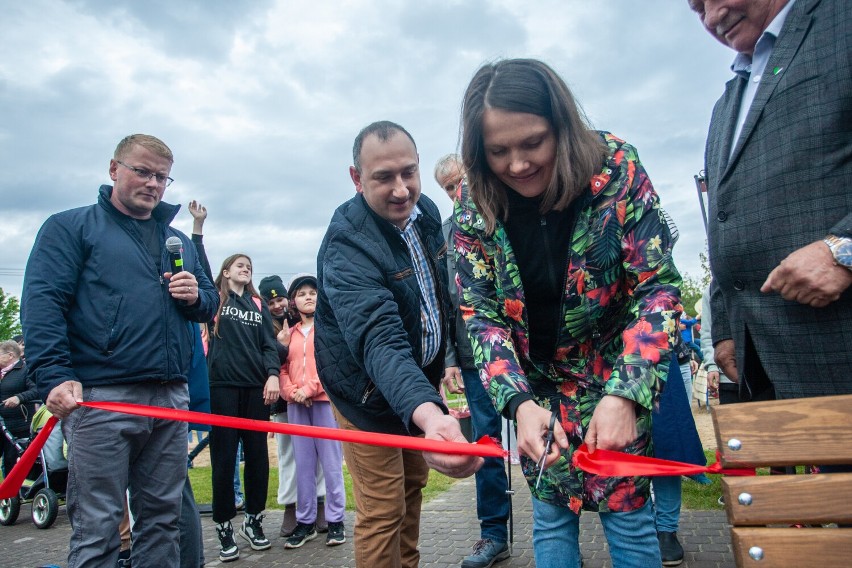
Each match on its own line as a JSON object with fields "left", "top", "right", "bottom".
{"left": 0, "top": 0, "right": 733, "bottom": 301}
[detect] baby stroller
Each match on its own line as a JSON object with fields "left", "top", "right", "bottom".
{"left": 0, "top": 406, "right": 68, "bottom": 529}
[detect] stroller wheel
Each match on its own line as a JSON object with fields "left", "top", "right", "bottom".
{"left": 0, "top": 497, "right": 21, "bottom": 525}
{"left": 32, "top": 489, "right": 59, "bottom": 529}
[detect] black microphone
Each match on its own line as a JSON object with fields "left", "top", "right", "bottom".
{"left": 165, "top": 236, "right": 185, "bottom": 275}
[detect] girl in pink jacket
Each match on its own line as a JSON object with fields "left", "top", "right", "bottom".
{"left": 279, "top": 274, "right": 346, "bottom": 549}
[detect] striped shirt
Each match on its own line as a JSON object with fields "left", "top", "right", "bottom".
{"left": 400, "top": 207, "right": 441, "bottom": 367}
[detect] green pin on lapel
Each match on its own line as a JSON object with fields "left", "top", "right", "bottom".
{"left": 773, "top": 66, "right": 783, "bottom": 75}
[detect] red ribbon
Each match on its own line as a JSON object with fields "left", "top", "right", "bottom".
{"left": 0, "top": 416, "right": 59, "bottom": 499}
{"left": 1, "top": 405, "right": 755, "bottom": 501}
{"left": 81, "top": 401, "right": 506, "bottom": 458}
{"left": 572, "top": 444, "right": 755, "bottom": 477}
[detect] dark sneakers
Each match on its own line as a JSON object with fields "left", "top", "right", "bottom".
{"left": 326, "top": 521, "right": 346, "bottom": 546}
{"left": 239, "top": 514, "right": 272, "bottom": 551}
{"left": 461, "top": 539, "right": 510, "bottom": 568}
{"left": 284, "top": 522, "right": 318, "bottom": 549}
{"left": 216, "top": 521, "right": 240, "bottom": 562}
{"left": 658, "top": 531, "right": 684, "bottom": 566}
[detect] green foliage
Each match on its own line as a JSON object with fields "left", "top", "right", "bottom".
{"left": 0, "top": 288, "right": 22, "bottom": 341}
{"left": 679, "top": 247, "right": 712, "bottom": 317}
{"left": 679, "top": 275, "right": 705, "bottom": 318}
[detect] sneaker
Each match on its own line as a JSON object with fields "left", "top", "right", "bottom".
{"left": 216, "top": 521, "right": 240, "bottom": 562}
{"left": 280, "top": 503, "right": 298, "bottom": 537}
{"left": 116, "top": 549, "right": 131, "bottom": 568}
{"left": 718, "top": 495, "right": 725, "bottom": 506}
{"left": 658, "top": 531, "right": 684, "bottom": 566}
{"left": 461, "top": 539, "right": 510, "bottom": 568}
{"left": 326, "top": 521, "right": 345, "bottom": 546}
{"left": 316, "top": 498, "right": 328, "bottom": 533}
{"left": 239, "top": 514, "right": 271, "bottom": 551}
{"left": 284, "top": 522, "right": 318, "bottom": 549}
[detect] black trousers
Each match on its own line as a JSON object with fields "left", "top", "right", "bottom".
{"left": 209, "top": 386, "right": 271, "bottom": 523}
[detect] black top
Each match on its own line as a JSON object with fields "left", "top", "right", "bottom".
{"left": 207, "top": 290, "right": 280, "bottom": 388}
{"left": 0, "top": 360, "right": 39, "bottom": 435}
{"left": 503, "top": 189, "right": 578, "bottom": 362}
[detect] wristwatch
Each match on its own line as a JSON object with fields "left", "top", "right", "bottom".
{"left": 823, "top": 234, "right": 852, "bottom": 270}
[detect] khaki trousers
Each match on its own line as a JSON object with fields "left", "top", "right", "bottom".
{"left": 334, "top": 407, "right": 429, "bottom": 568}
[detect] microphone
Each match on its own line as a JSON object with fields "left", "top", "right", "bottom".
{"left": 165, "top": 236, "right": 185, "bottom": 275}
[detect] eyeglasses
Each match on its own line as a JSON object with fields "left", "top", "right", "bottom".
{"left": 116, "top": 160, "right": 174, "bottom": 187}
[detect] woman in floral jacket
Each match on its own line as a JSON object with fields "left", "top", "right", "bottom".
{"left": 454, "top": 59, "right": 682, "bottom": 568}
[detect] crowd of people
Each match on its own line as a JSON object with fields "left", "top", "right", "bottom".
{"left": 4, "top": 1, "right": 850, "bottom": 567}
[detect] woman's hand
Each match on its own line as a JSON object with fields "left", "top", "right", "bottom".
{"left": 441, "top": 366, "right": 464, "bottom": 395}
{"left": 584, "top": 395, "right": 637, "bottom": 453}
{"left": 292, "top": 387, "right": 312, "bottom": 407}
{"left": 189, "top": 200, "right": 207, "bottom": 235}
{"left": 277, "top": 326, "right": 291, "bottom": 347}
{"left": 515, "top": 400, "right": 568, "bottom": 470}
{"left": 263, "top": 375, "right": 280, "bottom": 405}
{"left": 2, "top": 396, "right": 21, "bottom": 408}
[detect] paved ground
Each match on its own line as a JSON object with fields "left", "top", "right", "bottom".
{"left": 1, "top": 464, "right": 735, "bottom": 568}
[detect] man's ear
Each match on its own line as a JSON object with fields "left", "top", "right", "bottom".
{"left": 109, "top": 159, "right": 119, "bottom": 181}
{"left": 350, "top": 166, "right": 363, "bottom": 193}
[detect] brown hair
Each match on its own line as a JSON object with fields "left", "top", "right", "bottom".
{"left": 212, "top": 253, "right": 261, "bottom": 337}
{"left": 460, "top": 59, "right": 605, "bottom": 234}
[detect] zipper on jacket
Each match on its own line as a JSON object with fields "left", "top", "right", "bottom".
{"left": 361, "top": 382, "right": 376, "bottom": 404}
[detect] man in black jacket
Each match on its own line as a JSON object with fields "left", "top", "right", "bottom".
{"left": 22, "top": 134, "right": 217, "bottom": 568}
{"left": 315, "top": 121, "right": 481, "bottom": 568}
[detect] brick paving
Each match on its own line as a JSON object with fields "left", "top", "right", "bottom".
{"left": 0, "top": 465, "right": 735, "bottom": 568}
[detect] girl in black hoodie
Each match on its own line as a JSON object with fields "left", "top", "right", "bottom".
{"left": 207, "top": 253, "right": 280, "bottom": 562}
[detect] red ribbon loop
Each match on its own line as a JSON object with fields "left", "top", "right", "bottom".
{"left": 572, "top": 444, "right": 755, "bottom": 477}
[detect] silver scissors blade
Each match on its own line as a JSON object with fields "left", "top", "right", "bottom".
{"left": 535, "top": 413, "right": 557, "bottom": 491}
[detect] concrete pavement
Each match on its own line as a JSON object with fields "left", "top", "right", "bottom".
{"left": 0, "top": 464, "right": 735, "bottom": 567}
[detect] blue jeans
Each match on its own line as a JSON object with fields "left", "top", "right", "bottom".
{"left": 652, "top": 475, "right": 682, "bottom": 533}
{"left": 531, "top": 498, "right": 661, "bottom": 568}
{"left": 461, "top": 369, "right": 510, "bottom": 543}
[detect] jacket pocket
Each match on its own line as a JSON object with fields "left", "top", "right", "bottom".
{"left": 101, "top": 294, "right": 123, "bottom": 355}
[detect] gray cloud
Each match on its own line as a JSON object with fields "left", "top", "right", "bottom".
{"left": 1, "top": 0, "right": 732, "bottom": 300}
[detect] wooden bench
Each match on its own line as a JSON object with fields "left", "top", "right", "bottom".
{"left": 711, "top": 394, "right": 852, "bottom": 567}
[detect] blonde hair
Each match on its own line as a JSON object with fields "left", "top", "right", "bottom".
{"left": 114, "top": 134, "right": 174, "bottom": 164}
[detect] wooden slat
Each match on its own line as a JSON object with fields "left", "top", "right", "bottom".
{"left": 712, "top": 394, "right": 852, "bottom": 467}
{"left": 731, "top": 527, "right": 852, "bottom": 567}
{"left": 722, "top": 473, "right": 852, "bottom": 525}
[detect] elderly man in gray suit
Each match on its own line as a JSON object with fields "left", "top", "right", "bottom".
{"left": 689, "top": 0, "right": 852, "bottom": 401}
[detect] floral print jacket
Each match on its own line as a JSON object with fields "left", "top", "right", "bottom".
{"left": 453, "top": 132, "right": 682, "bottom": 512}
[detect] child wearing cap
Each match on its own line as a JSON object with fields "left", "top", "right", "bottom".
{"left": 280, "top": 274, "right": 346, "bottom": 549}
{"left": 258, "top": 274, "right": 327, "bottom": 538}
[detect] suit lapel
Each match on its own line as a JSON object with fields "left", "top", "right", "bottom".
{"left": 715, "top": 78, "right": 745, "bottom": 179}
{"left": 724, "top": 1, "right": 816, "bottom": 178}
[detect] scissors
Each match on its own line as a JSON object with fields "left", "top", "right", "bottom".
{"left": 535, "top": 412, "right": 558, "bottom": 491}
